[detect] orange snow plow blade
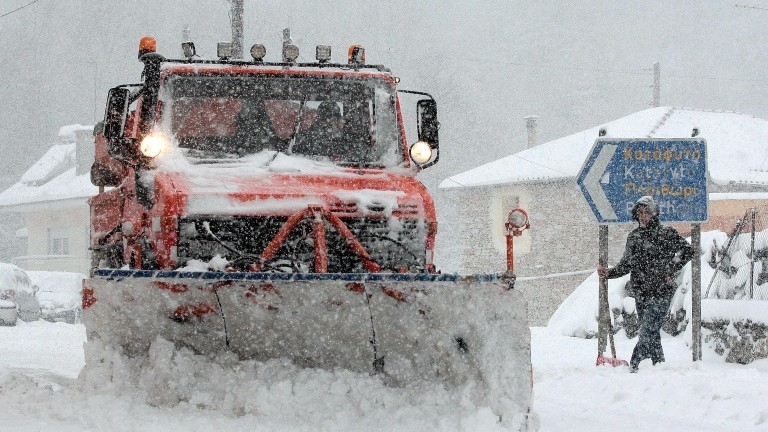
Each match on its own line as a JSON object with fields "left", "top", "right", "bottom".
{"left": 82, "top": 270, "right": 532, "bottom": 424}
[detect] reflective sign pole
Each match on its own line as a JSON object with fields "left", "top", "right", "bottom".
{"left": 505, "top": 208, "right": 530, "bottom": 273}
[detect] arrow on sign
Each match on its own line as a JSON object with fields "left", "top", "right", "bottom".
{"left": 582, "top": 144, "right": 618, "bottom": 220}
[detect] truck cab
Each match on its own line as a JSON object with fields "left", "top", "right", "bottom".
{"left": 89, "top": 38, "right": 441, "bottom": 274}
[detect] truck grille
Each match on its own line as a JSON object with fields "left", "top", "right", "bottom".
{"left": 177, "top": 213, "right": 426, "bottom": 273}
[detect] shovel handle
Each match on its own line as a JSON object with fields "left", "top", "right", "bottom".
{"left": 607, "top": 308, "right": 618, "bottom": 359}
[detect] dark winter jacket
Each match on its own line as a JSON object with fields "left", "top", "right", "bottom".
{"left": 607, "top": 218, "right": 693, "bottom": 298}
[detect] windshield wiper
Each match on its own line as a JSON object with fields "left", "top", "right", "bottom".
{"left": 337, "top": 160, "right": 384, "bottom": 169}
{"left": 286, "top": 97, "right": 308, "bottom": 155}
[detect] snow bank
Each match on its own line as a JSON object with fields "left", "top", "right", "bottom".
{"left": 77, "top": 336, "right": 518, "bottom": 431}
{"left": 547, "top": 271, "right": 630, "bottom": 338}
{"left": 548, "top": 230, "right": 766, "bottom": 338}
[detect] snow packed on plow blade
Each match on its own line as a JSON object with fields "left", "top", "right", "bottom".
{"left": 82, "top": 270, "right": 532, "bottom": 424}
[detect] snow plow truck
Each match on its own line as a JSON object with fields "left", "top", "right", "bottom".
{"left": 83, "top": 36, "right": 534, "bottom": 428}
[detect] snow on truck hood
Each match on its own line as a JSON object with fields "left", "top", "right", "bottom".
{"left": 147, "top": 151, "right": 419, "bottom": 216}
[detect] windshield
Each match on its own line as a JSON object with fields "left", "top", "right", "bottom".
{"left": 160, "top": 73, "right": 402, "bottom": 167}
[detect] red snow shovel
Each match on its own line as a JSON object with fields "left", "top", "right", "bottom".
{"left": 596, "top": 318, "right": 629, "bottom": 367}
{"left": 596, "top": 248, "right": 629, "bottom": 367}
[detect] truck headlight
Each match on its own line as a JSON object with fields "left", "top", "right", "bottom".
{"left": 140, "top": 133, "right": 169, "bottom": 158}
{"left": 409, "top": 141, "right": 432, "bottom": 165}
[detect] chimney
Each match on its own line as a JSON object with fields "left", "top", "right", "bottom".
{"left": 75, "top": 127, "right": 95, "bottom": 176}
{"left": 525, "top": 115, "right": 538, "bottom": 149}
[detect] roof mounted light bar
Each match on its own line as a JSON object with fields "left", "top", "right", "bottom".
{"left": 250, "top": 44, "right": 266, "bottom": 63}
{"left": 181, "top": 41, "right": 196, "bottom": 60}
{"left": 165, "top": 38, "right": 386, "bottom": 71}
{"left": 217, "top": 42, "right": 233, "bottom": 60}
{"left": 348, "top": 44, "right": 365, "bottom": 65}
{"left": 138, "top": 36, "right": 157, "bottom": 59}
{"left": 316, "top": 45, "right": 331, "bottom": 63}
{"left": 283, "top": 44, "right": 299, "bottom": 63}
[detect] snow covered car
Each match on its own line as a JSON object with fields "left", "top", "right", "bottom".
{"left": 28, "top": 271, "right": 85, "bottom": 324}
{"left": 0, "top": 299, "right": 15, "bottom": 325}
{"left": 0, "top": 263, "right": 42, "bottom": 325}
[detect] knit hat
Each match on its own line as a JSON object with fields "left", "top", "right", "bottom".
{"left": 632, "top": 195, "right": 659, "bottom": 220}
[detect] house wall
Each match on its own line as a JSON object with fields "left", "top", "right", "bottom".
{"left": 670, "top": 194, "right": 768, "bottom": 235}
{"left": 14, "top": 204, "right": 90, "bottom": 274}
{"left": 441, "top": 180, "right": 629, "bottom": 275}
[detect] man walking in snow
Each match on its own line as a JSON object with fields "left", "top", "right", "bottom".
{"left": 597, "top": 196, "right": 693, "bottom": 373}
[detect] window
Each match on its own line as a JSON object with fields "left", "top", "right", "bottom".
{"left": 163, "top": 74, "right": 401, "bottom": 167}
{"left": 47, "top": 227, "right": 69, "bottom": 255}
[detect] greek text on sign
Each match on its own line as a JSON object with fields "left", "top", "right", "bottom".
{"left": 576, "top": 138, "right": 708, "bottom": 223}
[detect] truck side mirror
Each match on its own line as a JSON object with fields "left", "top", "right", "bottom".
{"left": 417, "top": 99, "right": 439, "bottom": 147}
{"left": 103, "top": 87, "right": 130, "bottom": 139}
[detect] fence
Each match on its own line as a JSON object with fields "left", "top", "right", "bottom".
{"left": 705, "top": 207, "right": 768, "bottom": 300}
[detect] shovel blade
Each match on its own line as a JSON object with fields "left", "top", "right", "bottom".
{"left": 596, "top": 354, "right": 629, "bottom": 367}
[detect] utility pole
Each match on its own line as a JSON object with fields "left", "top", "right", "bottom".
{"left": 652, "top": 62, "right": 661, "bottom": 107}
{"left": 282, "top": 28, "right": 292, "bottom": 61}
{"left": 91, "top": 61, "right": 99, "bottom": 123}
{"left": 231, "top": 0, "right": 244, "bottom": 59}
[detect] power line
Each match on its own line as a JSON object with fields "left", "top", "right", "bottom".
{"left": 735, "top": 4, "right": 768, "bottom": 11}
{"left": 664, "top": 72, "right": 768, "bottom": 84}
{"left": 0, "top": 0, "right": 41, "bottom": 19}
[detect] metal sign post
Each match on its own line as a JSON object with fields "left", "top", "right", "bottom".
{"left": 577, "top": 137, "right": 708, "bottom": 362}
{"left": 597, "top": 225, "right": 609, "bottom": 356}
{"left": 691, "top": 223, "right": 702, "bottom": 360}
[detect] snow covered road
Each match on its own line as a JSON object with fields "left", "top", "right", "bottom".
{"left": 1, "top": 321, "right": 767, "bottom": 431}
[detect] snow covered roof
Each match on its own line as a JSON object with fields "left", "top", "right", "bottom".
{"left": 19, "top": 143, "right": 75, "bottom": 186}
{"left": 0, "top": 124, "right": 97, "bottom": 210}
{"left": 439, "top": 107, "right": 768, "bottom": 189}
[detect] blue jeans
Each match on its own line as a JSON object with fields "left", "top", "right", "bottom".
{"left": 631, "top": 294, "right": 672, "bottom": 367}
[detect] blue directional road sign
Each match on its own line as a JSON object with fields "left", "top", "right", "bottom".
{"left": 576, "top": 138, "right": 708, "bottom": 223}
